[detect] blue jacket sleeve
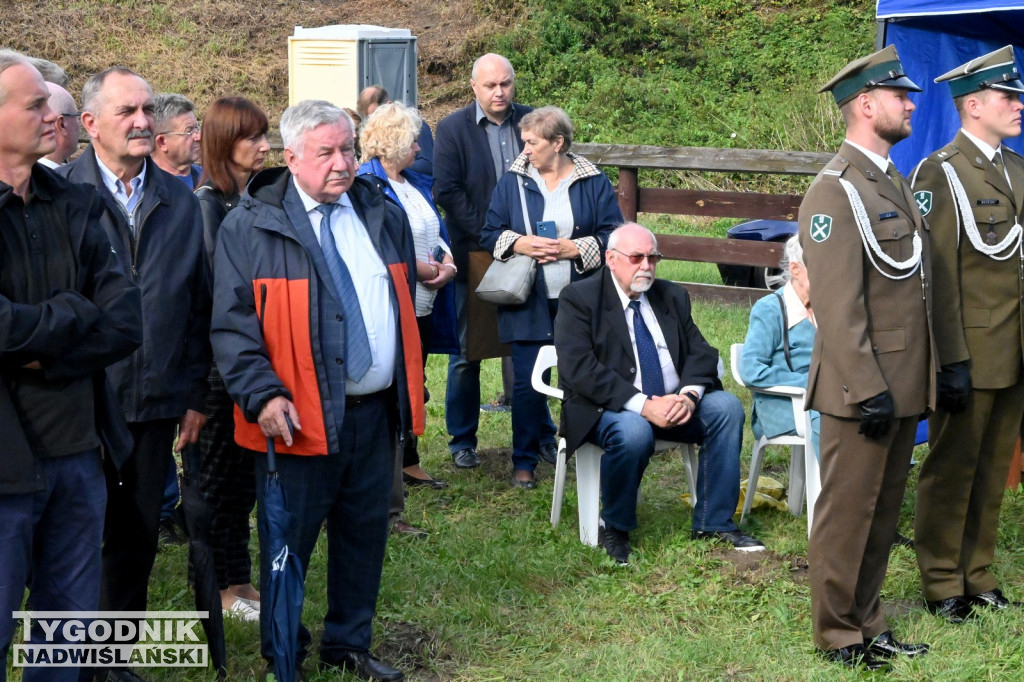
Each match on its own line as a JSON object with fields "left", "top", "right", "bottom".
{"left": 739, "top": 296, "right": 806, "bottom": 389}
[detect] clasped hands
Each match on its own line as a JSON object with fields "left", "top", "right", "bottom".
{"left": 513, "top": 235, "right": 578, "bottom": 264}
{"left": 641, "top": 393, "right": 696, "bottom": 429}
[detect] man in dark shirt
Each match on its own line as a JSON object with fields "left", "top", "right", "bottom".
{"left": 0, "top": 51, "right": 141, "bottom": 682}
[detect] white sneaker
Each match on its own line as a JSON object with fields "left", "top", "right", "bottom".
{"left": 223, "top": 598, "right": 260, "bottom": 622}
{"left": 236, "top": 596, "right": 261, "bottom": 611}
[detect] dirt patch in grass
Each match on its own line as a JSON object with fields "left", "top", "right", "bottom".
{"left": 376, "top": 620, "right": 450, "bottom": 681}
{"left": 710, "top": 547, "right": 786, "bottom": 586}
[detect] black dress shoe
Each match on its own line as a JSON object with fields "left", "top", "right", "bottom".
{"left": 539, "top": 442, "right": 558, "bottom": 465}
{"left": 969, "top": 588, "right": 1018, "bottom": 610}
{"left": 598, "top": 526, "right": 631, "bottom": 565}
{"left": 321, "top": 650, "right": 404, "bottom": 681}
{"left": 817, "top": 644, "right": 890, "bottom": 671}
{"left": 925, "top": 595, "right": 974, "bottom": 623}
{"left": 691, "top": 529, "right": 765, "bottom": 552}
{"left": 263, "top": 662, "right": 307, "bottom": 682}
{"left": 451, "top": 448, "right": 480, "bottom": 469}
{"left": 402, "top": 472, "right": 448, "bottom": 489}
{"left": 511, "top": 471, "right": 537, "bottom": 489}
{"left": 866, "top": 631, "right": 929, "bottom": 658}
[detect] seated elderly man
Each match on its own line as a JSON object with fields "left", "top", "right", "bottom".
{"left": 554, "top": 222, "right": 764, "bottom": 564}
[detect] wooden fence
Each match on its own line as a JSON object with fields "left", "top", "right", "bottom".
{"left": 572, "top": 143, "right": 833, "bottom": 304}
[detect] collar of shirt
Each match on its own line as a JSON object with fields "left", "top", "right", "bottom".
{"left": 844, "top": 139, "right": 891, "bottom": 175}
{"left": 475, "top": 101, "right": 513, "bottom": 126}
{"left": 95, "top": 153, "right": 146, "bottom": 205}
{"left": 292, "top": 178, "right": 354, "bottom": 231}
{"left": 610, "top": 270, "right": 647, "bottom": 312}
{"left": 781, "top": 281, "right": 811, "bottom": 329}
{"left": 960, "top": 127, "right": 1000, "bottom": 162}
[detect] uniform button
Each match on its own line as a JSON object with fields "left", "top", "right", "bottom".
{"left": 335, "top": 358, "right": 343, "bottom": 365}
{"left": 336, "top": 314, "right": 343, "bottom": 321}
{"left": 893, "top": 229, "right": 898, "bottom": 237}
{"left": 842, "top": 385, "right": 849, "bottom": 392}
{"left": 872, "top": 346, "right": 879, "bottom": 353}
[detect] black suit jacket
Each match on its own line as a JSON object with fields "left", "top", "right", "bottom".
{"left": 433, "top": 101, "right": 533, "bottom": 278}
{"left": 554, "top": 270, "right": 721, "bottom": 456}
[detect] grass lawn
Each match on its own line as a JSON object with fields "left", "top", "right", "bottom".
{"left": 10, "top": 276, "right": 1024, "bottom": 681}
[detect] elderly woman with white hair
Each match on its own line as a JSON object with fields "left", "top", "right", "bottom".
{"left": 739, "top": 234, "right": 820, "bottom": 456}
{"left": 357, "top": 101, "right": 458, "bottom": 525}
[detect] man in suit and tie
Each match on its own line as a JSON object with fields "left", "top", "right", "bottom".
{"left": 799, "top": 46, "right": 934, "bottom": 670}
{"left": 554, "top": 222, "right": 764, "bottom": 566}
{"left": 212, "top": 100, "right": 423, "bottom": 681}
{"left": 434, "top": 53, "right": 534, "bottom": 469}
{"left": 910, "top": 45, "right": 1024, "bottom": 623}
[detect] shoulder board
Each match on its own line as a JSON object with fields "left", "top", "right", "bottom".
{"left": 930, "top": 145, "right": 961, "bottom": 162}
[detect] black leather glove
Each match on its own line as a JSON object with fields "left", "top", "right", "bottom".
{"left": 937, "top": 361, "right": 971, "bottom": 413}
{"left": 858, "top": 390, "right": 895, "bottom": 440}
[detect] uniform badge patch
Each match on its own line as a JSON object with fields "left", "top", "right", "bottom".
{"left": 810, "top": 214, "right": 832, "bottom": 242}
{"left": 914, "top": 190, "right": 932, "bottom": 216}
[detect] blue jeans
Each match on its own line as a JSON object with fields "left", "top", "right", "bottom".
{"left": 254, "top": 395, "right": 393, "bottom": 667}
{"left": 0, "top": 448, "right": 106, "bottom": 682}
{"left": 589, "top": 390, "right": 744, "bottom": 533}
{"left": 445, "top": 280, "right": 480, "bottom": 454}
{"left": 160, "top": 455, "right": 179, "bottom": 521}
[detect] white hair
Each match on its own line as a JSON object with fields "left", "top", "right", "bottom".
{"left": 607, "top": 223, "right": 658, "bottom": 251}
{"left": 780, "top": 234, "right": 804, "bottom": 282}
{"left": 280, "top": 99, "right": 353, "bottom": 156}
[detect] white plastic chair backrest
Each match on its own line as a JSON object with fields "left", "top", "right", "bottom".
{"left": 531, "top": 345, "right": 563, "bottom": 401}
{"left": 731, "top": 342, "right": 808, "bottom": 438}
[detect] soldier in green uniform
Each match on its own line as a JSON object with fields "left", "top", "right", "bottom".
{"left": 799, "top": 45, "right": 935, "bottom": 671}
{"left": 910, "top": 45, "right": 1024, "bottom": 624}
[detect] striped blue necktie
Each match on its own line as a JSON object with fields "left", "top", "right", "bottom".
{"left": 316, "top": 203, "right": 372, "bottom": 382}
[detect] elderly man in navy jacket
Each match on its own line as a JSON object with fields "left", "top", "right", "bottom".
{"left": 434, "top": 53, "right": 534, "bottom": 469}
{"left": 58, "top": 66, "right": 209, "bottom": 682}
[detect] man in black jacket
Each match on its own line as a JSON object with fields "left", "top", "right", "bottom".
{"left": 555, "top": 223, "right": 763, "bottom": 565}
{"left": 434, "top": 53, "right": 534, "bottom": 469}
{"left": 0, "top": 52, "right": 141, "bottom": 682}
{"left": 58, "top": 67, "right": 210, "bottom": 682}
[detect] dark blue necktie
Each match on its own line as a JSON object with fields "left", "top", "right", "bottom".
{"left": 629, "top": 300, "right": 665, "bottom": 397}
{"left": 316, "top": 203, "right": 372, "bottom": 382}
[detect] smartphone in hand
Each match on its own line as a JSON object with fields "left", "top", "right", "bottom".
{"left": 432, "top": 245, "right": 446, "bottom": 262}
{"left": 535, "top": 220, "right": 557, "bottom": 240}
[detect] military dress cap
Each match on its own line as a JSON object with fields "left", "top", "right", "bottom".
{"left": 935, "top": 45, "right": 1024, "bottom": 97}
{"left": 819, "top": 44, "right": 922, "bottom": 107}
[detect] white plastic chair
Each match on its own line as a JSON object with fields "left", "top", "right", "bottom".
{"left": 531, "top": 345, "right": 699, "bottom": 547}
{"left": 729, "top": 343, "right": 820, "bottom": 536}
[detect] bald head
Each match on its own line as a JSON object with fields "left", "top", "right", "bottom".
{"left": 357, "top": 85, "right": 389, "bottom": 118}
{"left": 470, "top": 53, "right": 515, "bottom": 123}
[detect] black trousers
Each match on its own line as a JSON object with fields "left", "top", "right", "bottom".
{"left": 99, "top": 419, "right": 177, "bottom": 621}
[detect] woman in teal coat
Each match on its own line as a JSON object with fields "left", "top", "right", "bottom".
{"left": 739, "top": 235, "right": 820, "bottom": 457}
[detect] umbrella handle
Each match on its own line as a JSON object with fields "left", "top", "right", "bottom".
{"left": 266, "top": 413, "right": 295, "bottom": 474}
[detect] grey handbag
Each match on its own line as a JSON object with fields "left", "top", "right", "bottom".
{"left": 476, "top": 176, "right": 537, "bottom": 305}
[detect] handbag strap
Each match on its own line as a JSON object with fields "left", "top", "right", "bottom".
{"left": 773, "top": 291, "right": 794, "bottom": 373}
{"left": 518, "top": 175, "right": 533, "bottom": 236}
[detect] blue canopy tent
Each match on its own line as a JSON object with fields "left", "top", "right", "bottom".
{"left": 876, "top": 0, "right": 1024, "bottom": 173}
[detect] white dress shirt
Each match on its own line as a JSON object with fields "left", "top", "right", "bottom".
{"left": 294, "top": 179, "right": 396, "bottom": 395}
{"left": 609, "top": 276, "right": 706, "bottom": 414}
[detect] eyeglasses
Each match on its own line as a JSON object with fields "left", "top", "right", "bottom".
{"left": 61, "top": 112, "right": 81, "bottom": 118}
{"left": 611, "top": 248, "right": 663, "bottom": 265}
{"left": 162, "top": 125, "right": 201, "bottom": 138}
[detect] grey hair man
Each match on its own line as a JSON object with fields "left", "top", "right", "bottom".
{"left": 211, "top": 99, "right": 420, "bottom": 681}
{"left": 151, "top": 92, "right": 202, "bottom": 188}
{"left": 27, "top": 55, "right": 68, "bottom": 87}
{"left": 57, "top": 66, "right": 210, "bottom": 682}
{"left": 0, "top": 50, "right": 141, "bottom": 682}
{"left": 38, "top": 82, "right": 81, "bottom": 168}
